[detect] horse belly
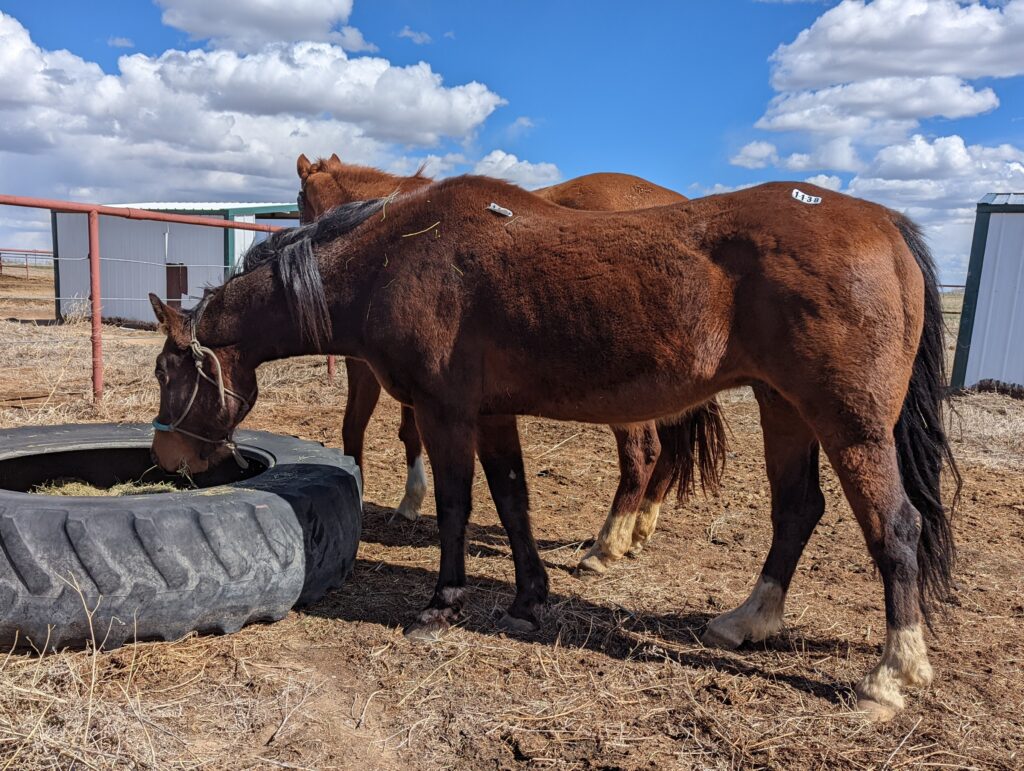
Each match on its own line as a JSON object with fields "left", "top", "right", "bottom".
{"left": 481, "top": 354, "right": 721, "bottom": 425}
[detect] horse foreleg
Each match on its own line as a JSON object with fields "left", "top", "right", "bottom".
{"left": 704, "top": 387, "right": 823, "bottom": 649}
{"left": 577, "top": 424, "right": 659, "bottom": 575}
{"left": 403, "top": 404, "right": 476, "bottom": 641}
{"left": 477, "top": 415, "right": 548, "bottom": 632}
{"left": 341, "top": 358, "right": 381, "bottom": 470}
{"left": 395, "top": 405, "right": 428, "bottom": 521}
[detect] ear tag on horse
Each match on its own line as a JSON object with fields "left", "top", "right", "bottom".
{"left": 792, "top": 189, "right": 822, "bottom": 205}
{"left": 487, "top": 202, "right": 514, "bottom": 217}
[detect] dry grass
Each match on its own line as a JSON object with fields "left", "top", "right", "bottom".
{"left": 29, "top": 479, "right": 179, "bottom": 497}
{"left": 0, "top": 288, "right": 1022, "bottom": 768}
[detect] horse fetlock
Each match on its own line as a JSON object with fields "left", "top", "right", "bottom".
{"left": 630, "top": 500, "right": 661, "bottom": 549}
{"left": 702, "top": 577, "right": 785, "bottom": 650}
{"left": 853, "top": 624, "right": 932, "bottom": 721}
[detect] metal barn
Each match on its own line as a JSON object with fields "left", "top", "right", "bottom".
{"left": 951, "top": 194, "right": 1024, "bottom": 390}
{"left": 52, "top": 202, "right": 298, "bottom": 324}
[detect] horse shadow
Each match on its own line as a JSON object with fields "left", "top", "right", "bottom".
{"left": 301, "top": 556, "right": 862, "bottom": 706}
{"left": 362, "top": 501, "right": 590, "bottom": 560}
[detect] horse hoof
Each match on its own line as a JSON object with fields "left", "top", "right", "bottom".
{"left": 626, "top": 543, "right": 644, "bottom": 559}
{"left": 394, "top": 500, "right": 420, "bottom": 522}
{"left": 403, "top": 606, "right": 457, "bottom": 641}
{"left": 854, "top": 697, "right": 898, "bottom": 723}
{"left": 701, "top": 621, "right": 745, "bottom": 651}
{"left": 498, "top": 612, "right": 539, "bottom": 635}
{"left": 575, "top": 554, "right": 608, "bottom": 577}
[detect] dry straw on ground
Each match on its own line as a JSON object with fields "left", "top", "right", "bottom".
{"left": 0, "top": 281, "right": 1021, "bottom": 769}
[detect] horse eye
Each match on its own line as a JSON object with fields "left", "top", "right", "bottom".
{"left": 155, "top": 368, "right": 168, "bottom": 385}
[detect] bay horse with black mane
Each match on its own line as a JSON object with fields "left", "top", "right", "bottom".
{"left": 296, "top": 153, "right": 726, "bottom": 576}
{"left": 149, "top": 176, "right": 960, "bottom": 721}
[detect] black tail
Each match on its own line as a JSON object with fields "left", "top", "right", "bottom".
{"left": 893, "top": 216, "right": 963, "bottom": 624}
{"left": 658, "top": 400, "right": 728, "bottom": 501}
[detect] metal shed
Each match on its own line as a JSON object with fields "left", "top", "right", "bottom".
{"left": 951, "top": 193, "right": 1024, "bottom": 389}
{"left": 52, "top": 202, "right": 297, "bottom": 323}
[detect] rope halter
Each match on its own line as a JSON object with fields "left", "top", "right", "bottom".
{"left": 152, "top": 322, "right": 252, "bottom": 469}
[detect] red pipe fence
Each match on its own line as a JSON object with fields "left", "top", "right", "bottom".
{"left": 0, "top": 194, "right": 286, "bottom": 402}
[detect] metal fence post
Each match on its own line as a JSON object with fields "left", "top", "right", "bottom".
{"left": 88, "top": 210, "right": 104, "bottom": 401}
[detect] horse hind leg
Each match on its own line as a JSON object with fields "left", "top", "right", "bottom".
{"left": 826, "top": 438, "right": 935, "bottom": 721}
{"left": 626, "top": 444, "right": 671, "bottom": 559}
{"left": 577, "top": 424, "right": 659, "bottom": 575}
{"left": 395, "top": 405, "right": 428, "bottom": 521}
{"left": 629, "top": 401, "right": 728, "bottom": 557}
{"left": 704, "top": 387, "right": 824, "bottom": 649}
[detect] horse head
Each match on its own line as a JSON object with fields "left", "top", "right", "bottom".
{"left": 148, "top": 294, "right": 258, "bottom": 475}
{"left": 296, "top": 153, "right": 347, "bottom": 224}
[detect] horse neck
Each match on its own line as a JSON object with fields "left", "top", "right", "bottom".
{"left": 194, "top": 256, "right": 373, "bottom": 364}
{"left": 330, "top": 165, "right": 431, "bottom": 200}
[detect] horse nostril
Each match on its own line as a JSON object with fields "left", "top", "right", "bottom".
{"left": 150, "top": 448, "right": 159, "bottom": 466}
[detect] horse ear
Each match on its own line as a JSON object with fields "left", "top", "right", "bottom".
{"left": 328, "top": 153, "right": 341, "bottom": 166}
{"left": 296, "top": 153, "right": 312, "bottom": 180}
{"left": 149, "top": 293, "right": 188, "bottom": 346}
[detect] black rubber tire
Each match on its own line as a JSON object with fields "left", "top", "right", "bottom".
{"left": 0, "top": 423, "right": 361, "bottom": 651}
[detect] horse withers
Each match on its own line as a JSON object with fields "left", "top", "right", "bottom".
{"left": 296, "top": 153, "right": 726, "bottom": 575}
{"left": 149, "top": 177, "right": 959, "bottom": 721}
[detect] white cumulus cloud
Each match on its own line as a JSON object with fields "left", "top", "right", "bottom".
{"left": 756, "top": 76, "right": 999, "bottom": 140}
{"left": 0, "top": 10, "right": 523, "bottom": 247}
{"left": 472, "top": 150, "right": 561, "bottom": 189}
{"left": 803, "top": 174, "right": 842, "bottom": 191}
{"left": 155, "top": 0, "right": 373, "bottom": 52}
{"left": 770, "top": 0, "right": 1024, "bottom": 91}
{"left": 724, "top": 0, "right": 1024, "bottom": 281}
{"left": 730, "top": 141, "right": 779, "bottom": 169}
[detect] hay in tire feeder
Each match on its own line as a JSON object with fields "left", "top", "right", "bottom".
{"left": 0, "top": 423, "right": 362, "bottom": 651}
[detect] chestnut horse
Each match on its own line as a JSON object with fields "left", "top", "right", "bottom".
{"left": 150, "top": 177, "right": 960, "bottom": 720}
{"left": 296, "top": 153, "right": 725, "bottom": 574}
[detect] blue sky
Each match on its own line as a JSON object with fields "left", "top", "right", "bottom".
{"left": 1, "top": 1, "right": 1023, "bottom": 281}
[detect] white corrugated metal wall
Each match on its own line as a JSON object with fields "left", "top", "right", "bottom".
{"left": 232, "top": 214, "right": 257, "bottom": 270}
{"left": 959, "top": 208, "right": 1024, "bottom": 387}
{"left": 55, "top": 214, "right": 224, "bottom": 324}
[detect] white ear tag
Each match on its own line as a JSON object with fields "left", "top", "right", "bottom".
{"left": 487, "top": 202, "right": 513, "bottom": 217}
{"left": 792, "top": 188, "right": 822, "bottom": 205}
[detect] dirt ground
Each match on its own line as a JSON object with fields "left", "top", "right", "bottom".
{"left": 0, "top": 265, "right": 55, "bottom": 321}
{"left": 0, "top": 274, "right": 1022, "bottom": 769}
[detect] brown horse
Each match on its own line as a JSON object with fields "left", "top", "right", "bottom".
{"left": 296, "top": 153, "right": 725, "bottom": 574}
{"left": 150, "top": 177, "right": 960, "bottom": 720}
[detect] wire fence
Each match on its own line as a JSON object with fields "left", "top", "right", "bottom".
{"left": 0, "top": 248, "right": 54, "bottom": 276}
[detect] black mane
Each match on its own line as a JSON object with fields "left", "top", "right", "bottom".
{"left": 193, "top": 197, "right": 387, "bottom": 348}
